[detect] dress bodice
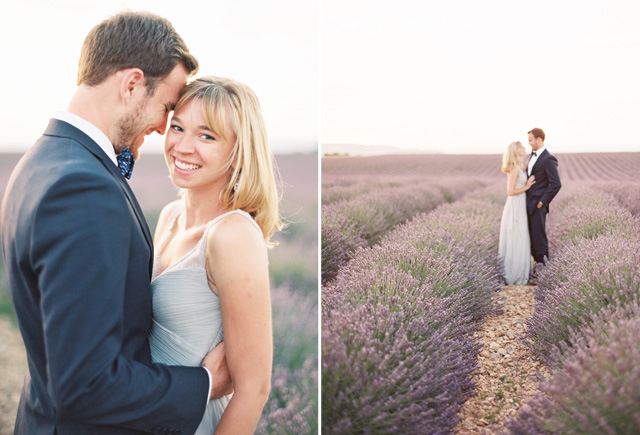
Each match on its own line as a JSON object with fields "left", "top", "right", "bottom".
{"left": 515, "top": 166, "right": 527, "bottom": 189}
{"left": 149, "top": 208, "right": 262, "bottom": 365}
{"left": 499, "top": 166, "right": 531, "bottom": 285}
{"left": 148, "top": 207, "right": 263, "bottom": 434}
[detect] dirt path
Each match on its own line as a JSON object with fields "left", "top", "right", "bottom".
{"left": 456, "top": 285, "right": 550, "bottom": 434}
{"left": 0, "top": 317, "right": 26, "bottom": 435}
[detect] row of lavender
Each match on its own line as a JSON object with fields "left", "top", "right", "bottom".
{"left": 322, "top": 184, "right": 505, "bottom": 433}
{"left": 507, "top": 185, "right": 640, "bottom": 434}
{"left": 322, "top": 177, "right": 486, "bottom": 283}
{"left": 257, "top": 285, "right": 317, "bottom": 434}
{"left": 594, "top": 181, "right": 640, "bottom": 217}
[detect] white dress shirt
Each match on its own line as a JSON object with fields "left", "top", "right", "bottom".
{"left": 527, "top": 145, "right": 546, "bottom": 175}
{"left": 50, "top": 111, "right": 214, "bottom": 402}
{"left": 53, "top": 110, "right": 118, "bottom": 166}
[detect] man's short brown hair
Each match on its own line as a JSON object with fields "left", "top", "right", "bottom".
{"left": 528, "top": 128, "right": 545, "bottom": 142}
{"left": 77, "top": 11, "right": 199, "bottom": 94}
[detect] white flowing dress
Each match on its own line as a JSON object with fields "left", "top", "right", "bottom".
{"left": 498, "top": 166, "right": 531, "bottom": 285}
{"left": 149, "top": 208, "right": 263, "bottom": 434}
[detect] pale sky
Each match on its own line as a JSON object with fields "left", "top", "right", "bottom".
{"left": 321, "top": 0, "right": 640, "bottom": 154}
{"left": 0, "top": 0, "right": 317, "bottom": 155}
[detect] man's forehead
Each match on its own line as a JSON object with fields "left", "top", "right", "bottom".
{"left": 149, "top": 65, "right": 187, "bottom": 110}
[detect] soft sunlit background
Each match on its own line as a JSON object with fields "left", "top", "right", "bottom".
{"left": 0, "top": 1, "right": 318, "bottom": 433}
{"left": 322, "top": 0, "right": 640, "bottom": 154}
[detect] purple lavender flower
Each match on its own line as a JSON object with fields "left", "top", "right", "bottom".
{"left": 321, "top": 177, "right": 489, "bottom": 284}
{"left": 262, "top": 285, "right": 318, "bottom": 433}
{"left": 257, "top": 360, "right": 318, "bottom": 435}
{"left": 594, "top": 181, "right": 640, "bottom": 217}
{"left": 322, "top": 293, "right": 480, "bottom": 434}
{"left": 546, "top": 186, "right": 635, "bottom": 252}
{"left": 322, "top": 184, "right": 507, "bottom": 433}
{"left": 508, "top": 300, "right": 640, "bottom": 434}
{"left": 524, "top": 189, "right": 640, "bottom": 364}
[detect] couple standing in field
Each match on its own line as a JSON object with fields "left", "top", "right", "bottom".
{"left": 498, "top": 128, "right": 562, "bottom": 286}
{"left": 1, "top": 11, "right": 281, "bottom": 435}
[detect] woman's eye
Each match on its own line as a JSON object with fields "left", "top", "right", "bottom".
{"left": 202, "top": 134, "right": 215, "bottom": 141}
{"left": 171, "top": 125, "right": 183, "bottom": 132}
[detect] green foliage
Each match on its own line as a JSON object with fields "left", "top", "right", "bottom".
{"left": 270, "top": 261, "right": 317, "bottom": 297}
{"left": 0, "top": 292, "right": 17, "bottom": 324}
{"left": 144, "top": 211, "right": 161, "bottom": 237}
{"left": 0, "top": 254, "right": 16, "bottom": 323}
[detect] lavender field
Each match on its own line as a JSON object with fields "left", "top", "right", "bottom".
{"left": 322, "top": 152, "right": 640, "bottom": 433}
{"left": 0, "top": 151, "right": 318, "bottom": 434}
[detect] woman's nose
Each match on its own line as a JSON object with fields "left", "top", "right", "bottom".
{"left": 174, "top": 135, "right": 194, "bottom": 153}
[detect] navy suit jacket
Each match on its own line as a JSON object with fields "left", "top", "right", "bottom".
{"left": 1, "top": 119, "right": 208, "bottom": 435}
{"left": 526, "top": 148, "right": 562, "bottom": 215}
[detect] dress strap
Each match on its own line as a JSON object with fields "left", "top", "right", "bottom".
{"left": 200, "top": 210, "right": 264, "bottom": 265}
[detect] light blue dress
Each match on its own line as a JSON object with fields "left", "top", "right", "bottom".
{"left": 149, "top": 208, "right": 262, "bottom": 434}
{"left": 498, "top": 166, "right": 532, "bottom": 285}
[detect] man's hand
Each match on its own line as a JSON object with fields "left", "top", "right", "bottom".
{"left": 202, "top": 341, "right": 233, "bottom": 399}
{"left": 537, "top": 201, "right": 543, "bottom": 209}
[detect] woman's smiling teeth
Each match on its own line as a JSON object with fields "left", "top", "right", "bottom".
{"left": 175, "top": 158, "right": 201, "bottom": 171}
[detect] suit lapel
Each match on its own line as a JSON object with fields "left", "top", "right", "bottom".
{"left": 527, "top": 154, "right": 535, "bottom": 176}
{"left": 43, "top": 120, "right": 154, "bottom": 264}
{"left": 531, "top": 149, "right": 548, "bottom": 174}
{"left": 110, "top": 169, "right": 155, "bottom": 259}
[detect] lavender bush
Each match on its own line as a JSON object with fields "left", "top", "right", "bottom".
{"left": 384, "top": 194, "right": 505, "bottom": 270}
{"left": 326, "top": 240, "right": 500, "bottom": 322}
{"left": 321, "top": 179, "right": 486, "bottom": 283}
{"left": 321, "top": 175, "right": 476, "bottom": 206}
{"left": 322, "top": 184, "right": 506, "bottom": 433}
{"left": 259, "top": 285, "right": 317, "bottom": 433}
{"left": 324, "top": 184, "right": 505, "bottom": 317}
{"left": 321, "top": 205, "right": 368, "bottom": 284}
{"left": 525, "top": 232, "right": 640, "bottom": 364}
{"left": 594, "top": 181, "right": 640, "bottom": 217}
{"left": 321, "top": 176, "right": 403, "bottom": 205}
{"left": 322, "top": 185, "right": 443, "bottom": 284}
{"left": 524, "top": 186, "right": 640, "bottom": 364}
{"left": 322, "top": 292, "right": 479, "bottom": 434}
{"left": 509, "top": 184, "right": 640, "bottom": 434}
{"left": 322, "top": 261, "right": 422, "bottom": 315}
{"left": 257, "top": 360, "right": 317, "bottom": 435}
{"left": 547, "top": 188, "right": 632, "bottom": 249}
{"left": 508, "top": 301, "right": 640, "bottom": 434}
{"left": 271, "top": 285, "right": 317, "bottom": 370}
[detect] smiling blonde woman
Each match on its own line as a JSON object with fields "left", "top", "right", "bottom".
{"left": 149, "top": 76, "right": 283, "bottom": 434}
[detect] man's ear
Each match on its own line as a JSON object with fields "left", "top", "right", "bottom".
{"left": 119, "top": 68, "right": 145, "bottom": 103}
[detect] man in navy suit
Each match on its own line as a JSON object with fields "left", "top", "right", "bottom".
{"left": 526, "top": 128, "right": 562, "bottom": 279}
{"left": 1, "top": 11, "right": 231, "bottom": 434}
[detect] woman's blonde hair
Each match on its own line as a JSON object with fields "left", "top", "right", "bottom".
{"left": 174, "top": 76, "right": 283, "bottom": 243}
{"left": 501, "top": 141, "right": 523, "bottom": 174}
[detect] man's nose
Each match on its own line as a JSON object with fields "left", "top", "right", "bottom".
{"left": 155, "top": 114, "right": 169, "bottom": 135}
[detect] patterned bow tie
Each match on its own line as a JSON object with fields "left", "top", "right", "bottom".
{"left": 116, "top": 147, "right": 135, "bottom": 179}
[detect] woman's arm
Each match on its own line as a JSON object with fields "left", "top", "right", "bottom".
{"left": 507, "top": 167, "right": 535, "bottom": 196}
{"left": 206, "top": 214, "right": 272, "bottom": 435}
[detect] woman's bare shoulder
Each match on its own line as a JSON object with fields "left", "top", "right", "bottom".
{"left": 206, "top": 212, "right": 264, "bottom": 252}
